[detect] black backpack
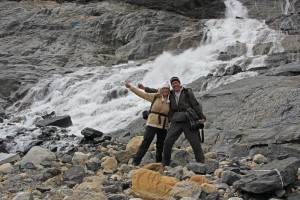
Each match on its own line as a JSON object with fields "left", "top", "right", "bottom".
{"left": 183, "top": 88, "right": 205, "bottom": 143}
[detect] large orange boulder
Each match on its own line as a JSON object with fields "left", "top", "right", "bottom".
{"left": 132, "top": 163, "right": 179, "bottom": 199}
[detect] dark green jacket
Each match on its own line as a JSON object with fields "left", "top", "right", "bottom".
{"left": 145, "top": 87, "right": 206, "bottom": 122}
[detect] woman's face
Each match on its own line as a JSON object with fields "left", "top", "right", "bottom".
{"left": 161, "top": 87, "right": 170, "bottom": 97}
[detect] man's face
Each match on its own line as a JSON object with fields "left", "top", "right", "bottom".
{"left": 171, "top": 81, "right": 181, "bottom": 92}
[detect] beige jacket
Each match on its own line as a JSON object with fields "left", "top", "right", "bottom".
{"left": 130, "top": 86, "right": 170, "bottom": 129}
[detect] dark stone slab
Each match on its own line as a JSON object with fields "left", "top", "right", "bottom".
{"left": 81, "top": 127, "right": 104, "bottom": 140}
{"left": 35, "top": 115, "right": 72, "bottom": 128}
{"left": 234, "top": 157, "right": 300, "bottom": 193}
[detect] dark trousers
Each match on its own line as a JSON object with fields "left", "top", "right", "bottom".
{"left": 132, "top": 126, "right": 167, "bottom": 165}
{"left": 162, "top": 122, "right": 205, "bottom": 166}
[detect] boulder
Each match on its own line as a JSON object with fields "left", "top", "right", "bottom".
{"left": 132, "top": 164, "right": 179, "bottom": 199}
{"left": 35, "top": 115, "right": 73, "bottom": 128}
{"left": 81, "top": 127, "right": 104, "bottom": 140}
{"left": 20, "top": 146, "right": 56, "bottom": 166}
{"left": 126, "top": 136, "right": 144, "bottom": 155}
{"left": 234, "top": 157, "right": 300, "bottom": 193}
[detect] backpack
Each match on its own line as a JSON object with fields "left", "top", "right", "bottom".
{"left": 183, "top": 88, "right": 205, "bottom": 143}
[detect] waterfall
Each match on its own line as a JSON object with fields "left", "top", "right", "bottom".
{"left": 282, "top": 0, "right": 298, "bottom": 15}
{"left": 1, "top": 0, "right": 285, "bottom": 137}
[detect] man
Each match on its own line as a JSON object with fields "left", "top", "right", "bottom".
{"left": 138, "top": 77, "right": 206, "bottom": 166}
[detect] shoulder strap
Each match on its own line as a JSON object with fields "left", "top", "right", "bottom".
{"left": 183, "top": 88, "right": 192, "bottom": 107}
{"left": 149, "top": 95, "right": 159, "bottom": 112}
{"left": 199, "top": 129, "right": 204, "bottom": 143}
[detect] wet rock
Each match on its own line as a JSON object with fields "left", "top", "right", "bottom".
{"left": 93, "top": 134, "right": 112, "bottom": 143}
{"left": 0, "top": 77, "right": 21, "bottom": 99}
{"left": 224, "top": 65, "right": 243, "bottom": 76}
{"left": 252, "top": 42, "right": 275, "bottom": 55}
{"left": 42, "top": 111, "right": 56, "bottom": 119}
{"left": 266, "top": 60, "right": 300, "bottom": 76}
{"left": 35, "top": 115, "right": 73, "bottom": 128}
{"left": 81, "top": 127, "right": 104, "bottom": 140}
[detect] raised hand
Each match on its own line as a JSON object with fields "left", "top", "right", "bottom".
{"left": 125, "top": 81, "right": 131, "bottom": 88}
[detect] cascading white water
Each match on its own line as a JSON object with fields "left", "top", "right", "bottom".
{"left": 282, "top": 0, "right": 298, "bottom": 15}
{"left": 1, "top": 0, "right": 286, "bottom": 137}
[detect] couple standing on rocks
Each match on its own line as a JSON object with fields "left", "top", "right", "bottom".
{"left": 124, "top": 76, "right": 206, "bottom": 167}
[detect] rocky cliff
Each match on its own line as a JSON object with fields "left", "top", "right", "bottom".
{"left": 0, "top": 0, "right": 300, "bottom": 199}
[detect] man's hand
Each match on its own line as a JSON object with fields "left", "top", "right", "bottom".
{"left": 125, "top": 81, "right": 131, "bottom": 88}
{"left": 137, "top": 83, "right": 144, "bottom": 89}
{"left": 199, "top": 119, "right": 206, "bottom": 124}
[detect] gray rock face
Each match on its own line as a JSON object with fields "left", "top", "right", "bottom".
{"left": 197, "top": 66, "right": 300, "bottom": 130}
{"left": 122, "top": 0, "right": 226, "bottom": 19}
{"left": 234, "top": 157, "right": 300, "bottom": 193}
{"left": 0, "top": 1, "right": 210, "bottom": 106}
{"left": 238, "top": 0, "right": 300, "bottom": 21}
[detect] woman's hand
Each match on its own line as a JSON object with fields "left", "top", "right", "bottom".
{"left": 125, "top": 81, "right": 131, "bottom": 88}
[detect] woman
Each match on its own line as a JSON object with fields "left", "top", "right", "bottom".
{"left": 125, "top": 80, "right": 170, "bottom": 166}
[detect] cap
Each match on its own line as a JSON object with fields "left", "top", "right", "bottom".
{"left": 161, "top": 80, "right": 170, "bottom": 88}
{"left": 170, "top": 76, "right": 181, "bottom": 84}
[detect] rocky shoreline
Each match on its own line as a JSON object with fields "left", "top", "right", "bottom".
{"left": 1, "top": 128, "right": 300, "bottom": 200}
